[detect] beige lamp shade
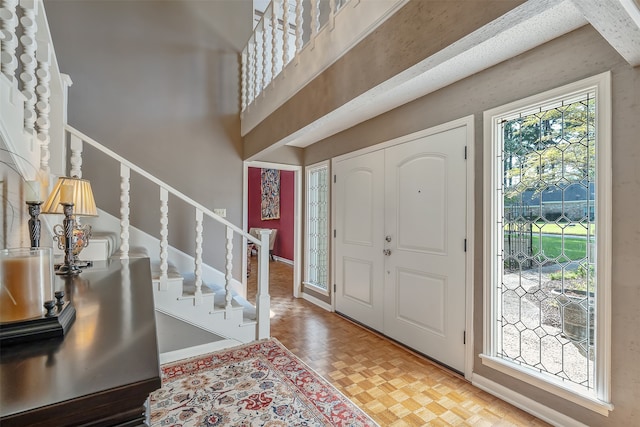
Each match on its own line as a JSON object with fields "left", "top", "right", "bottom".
{"left": 42, "top": 176, "right": 98, "bottom": 216}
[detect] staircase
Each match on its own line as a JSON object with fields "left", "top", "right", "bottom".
{"left": 65, "top": 126, "right": 273, "bottom": 345}
{"left": 0, "top": 0, "right": 271, "bottom": 355}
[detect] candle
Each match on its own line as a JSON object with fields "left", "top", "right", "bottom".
{"left": 60, "top": 184, "right": 74, "bottom": 204}
{"left": 0, "top": 248, "right": 53, "bottom": 322}
{"left": 25, "top": 180, "right": 41, "bottom": 202}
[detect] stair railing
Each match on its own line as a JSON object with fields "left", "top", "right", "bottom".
{"left": 65, "top": 125, "right": 271, "bottom": 340}
{"left": 1, "top": 0, "right": 68, "bottom": 185}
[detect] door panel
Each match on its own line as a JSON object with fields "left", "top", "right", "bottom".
{"left": 384, "top": 126, "right": 467, "bottom": 372}
{"left": 342, "top": 257, "right": 374, "bottom": 305}
{"left": 395, "top": 268, "right": 445, "bottom": 335}
{"left": 343, "top": 170, "right": 375, "bottom": 245}
{"left": 396, "top": 155, "right": 447, "bottom": 254}
{"left": 334, "top": 150, "right": 385, "bottom": 331}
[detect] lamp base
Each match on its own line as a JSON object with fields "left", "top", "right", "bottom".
{"left": 55, "top": 260, "right": 92, "bottom": 275}
{"left": 55, "top": 263, "right": 80, "bottom": 276}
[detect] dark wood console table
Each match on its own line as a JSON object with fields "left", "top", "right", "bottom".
{"left": 0, "top": 257, "right": 161, "bottom": 426}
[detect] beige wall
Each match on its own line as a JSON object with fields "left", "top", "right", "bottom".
{"left": 302, "top": 25, "right": 640, "bottom": 426}
{"left": 46, "top": 0, "right": 252, "bottom": 273}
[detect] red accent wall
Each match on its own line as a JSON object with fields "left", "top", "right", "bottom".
{"left": 248, "top": 167, "right": 294, "bottom": 261}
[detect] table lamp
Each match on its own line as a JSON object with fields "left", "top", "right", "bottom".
{"left": 42, "top": 176, "right": 97, "bottom": 275}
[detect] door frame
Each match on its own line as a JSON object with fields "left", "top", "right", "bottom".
{"left": 331, "top": 115, "right": 475, "bottom": 379}
{"left": 243, "top": 161, "right": 303, "bottom": 298}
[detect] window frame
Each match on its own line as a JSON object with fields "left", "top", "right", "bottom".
{"left": 481, "top": 72, "right": 613, "bottom": 415}
{"left": 304, "top": 160, "right": 330, "bottom": 295}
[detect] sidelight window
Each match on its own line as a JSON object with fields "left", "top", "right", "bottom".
{"left": 304, "top": 161, "right": 329, "bottom": 293}
{"left": 482, "top": 73, "right": 612, "bottom": 414}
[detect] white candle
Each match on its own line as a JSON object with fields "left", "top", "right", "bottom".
{"left": 25, "top": 180, "right": 41, "bottom": 202}
{"left": 60, "top": 184, "right": 73, "bottom": 204}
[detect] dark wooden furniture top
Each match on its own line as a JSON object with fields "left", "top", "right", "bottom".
{"left": 0, "top": 257, "right": 161, "bottom": 427}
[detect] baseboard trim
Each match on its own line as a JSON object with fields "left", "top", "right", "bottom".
{"left": 301, "top": 292, "right": 333, "bottom": 312}
{"left": 273, "top": 256, "right": 293, "bottom": 265}
{"left": 159, "top": 339, "right": 242, "bottom": 365}
{"left": 471, "top": 374, "right": 588, "bottom": 427}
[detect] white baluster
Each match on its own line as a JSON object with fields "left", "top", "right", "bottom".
{"left": 224, "top": 226, "right": 234, "bottom": 312}
{"left": 194, "top": 209, "right": 203, "bottom": 305}
{"left": 159, "top": 188, "right": 169, "bottom": 291}
{"left": 241, "top": 48, "right": 247, "bottom": 111}
{"left": 271, "top": 0, "right": 278, "bottom": 79}
{"left": 119, "top": 164, "right": 130, "bottom": 260}
{"left": 253, "top": 33, "right": 260, "bottom": 95}
{"left": 256, "top": 229, "right": 271, "bottom": 340}
{"left": 311, "top": 0, "right": 320, "bottom": 39}
{"left": 19, "top": 0, "right": 38, "bottom": 132}
{"left": 295, "top": 0, "right": 303, "bottom": 55}
{"left": 262, "top": 16, "right": 268, "bottom": 89}
{"left": 0, "top": 0, "right": 19, "bottom": 82}
{"left": 282, "top": 0, "right": 290, "bottom": 67}
{"left": 35, "top": 40, "right": 51, "bottom": 177}
{"left": 69, "top": 134, "right": 83, "bottom": 178}
{"left": 329, "top": 0, "right": 337, "bottom": 29}
{"left": 248, "top": 38, "right": 255, "bottom": 103}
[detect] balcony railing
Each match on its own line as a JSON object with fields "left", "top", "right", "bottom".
{"left": 240, "top": 0, "right": 407, "bottom": 135}
{"left": 242, "top": 0, "right": 346, "bottom": 110}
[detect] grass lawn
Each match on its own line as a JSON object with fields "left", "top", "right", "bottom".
{"left": 531, "top": 234, "right": 592, "bottom": 261}
{"left": 533, "top": 222, "right": 595, "bottom": 236}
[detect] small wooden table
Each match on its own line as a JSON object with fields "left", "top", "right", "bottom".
{"left": 0, "top": 257, "right": 161, "bottom": 426}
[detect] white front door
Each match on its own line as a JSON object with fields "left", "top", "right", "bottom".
{"left": 334, "top": 150, "right": 385, "bottom": 331}
{"left": 333, "top": 123, "right": 469, "bottom": 373}
{"left": 383, "top": 126, "right": 467, "bottom": 372}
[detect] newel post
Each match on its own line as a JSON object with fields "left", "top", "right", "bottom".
{"left": 256, "top": 229, "right": 271, "bottom": 339}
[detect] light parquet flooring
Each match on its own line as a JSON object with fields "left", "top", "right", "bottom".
{"left": 246, "top": 258, "right": 551, "bottom": 427}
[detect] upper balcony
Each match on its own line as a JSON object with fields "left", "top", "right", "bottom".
{"left": 241, "top": 0, "right": 640, "bottom": 161}
{"left": 240, "top": 0, "right": 407, "bottom": 138}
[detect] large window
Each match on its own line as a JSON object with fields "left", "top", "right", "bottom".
{"left": 304, "top": 161, "right": 329, "bottom": 293}
{"left": 482, "top": 73, "right": 612, "bottom": 414}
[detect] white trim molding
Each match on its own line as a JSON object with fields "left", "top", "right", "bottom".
{"left": 302, "top": 292, "right": 333, "bottom": 312}
{"left": 472, "top": 374, "right": 591, "bottom": 427}
{"left": 243, "top": 160, "right": 303, "bottom": 298}
{"left": 273, "top": 256, "right": 294, "bottom": 266}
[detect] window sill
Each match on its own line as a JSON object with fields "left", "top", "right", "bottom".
{"left": 480, "top": 354, "right": 613, "bottom": 416}
{"left": 302, "top": 282, "right": 330, "bottom": 296}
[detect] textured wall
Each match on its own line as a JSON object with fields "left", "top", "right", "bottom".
{"left": 302, "top": 25, "right": 640, "bottom": 426}
{"left": 46, "top": 0, "right": 252, "bottom": 274}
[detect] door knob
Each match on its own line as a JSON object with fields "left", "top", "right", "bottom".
{"left": 385, "top": 235, "right": 392, "bottom": 242}
{"left": 383, "top": 249, "right": 391, "bottom": 256}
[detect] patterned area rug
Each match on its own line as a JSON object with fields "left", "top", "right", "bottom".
{"left": 149, "top": 338, "right": 378, "bottom": 426}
